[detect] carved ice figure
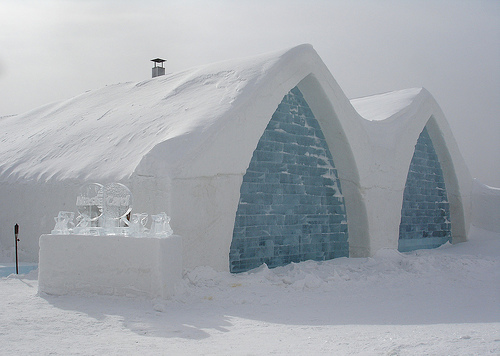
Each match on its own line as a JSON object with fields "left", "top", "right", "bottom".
{"left": 102, "top": 183, "right": 133, "bottom": 234}
{"left": 73, "top": 215, "right": 104, "bottom": 235}
{"left": 129, "top": 213, "right": 149, "bottom": 237}
{"left": 150, "top": 213, "right": 173, "bottom": 237}
{"left": 75, "top": 213, "right": 92, "bottom": 230}
{"left": 75, "top": 183, "right": 103, "bottom": 228}
{"left": 51, "top": 211, "right": 75, "bottom": 235}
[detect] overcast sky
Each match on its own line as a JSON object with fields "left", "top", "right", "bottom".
{"left": 1, "top": 0, "right": 499, "bottom": 186}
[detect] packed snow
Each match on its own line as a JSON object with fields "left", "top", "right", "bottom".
{"left": 350, "top": 88, "right": 423, "bottom": 122}
{"left": 0, "top": 46, "right": 285, "bottom": 182}
{"left": 1, "top": 226, "right": 498, "bottom": 355}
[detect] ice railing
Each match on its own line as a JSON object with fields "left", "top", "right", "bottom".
{"left": 51, "top": 183, "right": 173, "bottom": 238}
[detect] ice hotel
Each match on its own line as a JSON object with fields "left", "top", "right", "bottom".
{"left": 0, "top": 44, "right": 472, "bottom": 276}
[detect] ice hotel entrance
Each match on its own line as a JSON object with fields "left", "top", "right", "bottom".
{"left": 229, "top": 87, "right": 348, "bottom": 273}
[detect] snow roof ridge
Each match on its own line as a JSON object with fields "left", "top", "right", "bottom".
{"left": 350, "top": 87, "right": 424, "bottom": 122}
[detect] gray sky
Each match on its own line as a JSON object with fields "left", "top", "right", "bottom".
{"left": 1, "top": 0, "right": 499, "bottom": 186}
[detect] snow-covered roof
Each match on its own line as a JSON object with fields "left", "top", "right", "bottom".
{"left": 0, "top": 44, "right": 442, "bottom": 183}
{"left": 0, "top": 46, "right": 292, "bottom": 182}
{"left": 350, "top": 88, "right": 423, "bottom": 122}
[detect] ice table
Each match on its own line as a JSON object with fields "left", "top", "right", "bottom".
{"left": 38, "top": 234, "right": 182, "bottom": 299}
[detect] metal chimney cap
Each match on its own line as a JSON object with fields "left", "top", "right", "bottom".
{"left": 151, "top": 58, "right": 166, "bottom": 69}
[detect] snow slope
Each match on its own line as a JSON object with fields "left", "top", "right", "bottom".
{"left": 1, "top": 226, "right": 498, "bottom": 355}
{"left": 0, "top": 47, "right": 289, "bottom": 182}
{"left": 350, "top": 88, "right": 423, "bottom": 122}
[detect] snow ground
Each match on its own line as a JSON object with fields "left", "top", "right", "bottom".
{"left": 1, "top": 226, "right": 498, "bottom": 355}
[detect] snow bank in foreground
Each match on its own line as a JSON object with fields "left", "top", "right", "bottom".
{"left": 1, "top": 227, "right": 498, "bottom": 355}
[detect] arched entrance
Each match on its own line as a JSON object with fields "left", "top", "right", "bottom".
{"left": 229, "top": 87, "right": 349, "bottom": 273}
{"left": 398, "top": 126, "right": 452, "bottom": 252}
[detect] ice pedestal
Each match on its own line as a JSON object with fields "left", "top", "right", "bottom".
{"left": 38, "top": 234, "right": 182, "bottom": 299}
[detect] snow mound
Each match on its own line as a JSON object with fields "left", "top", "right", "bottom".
{"left": 175, "top": 226, "right": 499, "bottom": 304}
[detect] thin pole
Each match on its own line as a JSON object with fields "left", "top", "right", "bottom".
{"left": 14, "top": 224, "right": 19, "bottom": 274}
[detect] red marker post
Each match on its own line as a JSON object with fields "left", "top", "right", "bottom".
{"left": 14, "top": 224, "right": 19, "bottom": 274}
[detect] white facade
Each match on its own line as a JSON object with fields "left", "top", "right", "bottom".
{"left": 0, "top": 44, "right": 472, "bottom": 271}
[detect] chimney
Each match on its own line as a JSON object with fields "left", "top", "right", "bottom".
{"left": 151, "top": 58, "right": 166, "bottom": 78}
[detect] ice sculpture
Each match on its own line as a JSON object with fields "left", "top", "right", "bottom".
{"left": 51, "top": 182, "right": 173, "bottom": 237}
{"left": 129, "top": 213, "right": 149, "bottom": 237}
{"left": 150, "top": 213, "right": 173, "bottom": 237}
{"left": 51, "top": 211, "right": 75, "bottom": 235}
{"left": 75, "top": 183, "right": 103, "bottom": 227}
{"left": 102, "top": 183, "right": 133, "bottom": 235}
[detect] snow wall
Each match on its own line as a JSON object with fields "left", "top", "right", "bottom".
{"left": 471, "top": 180, "right": 500, "bottom": 233}
{"left": 38, "top": 234, "right": 182, "bottom": 298}
{"left": 0, "top": 44, "right": 473, "bottom": 272}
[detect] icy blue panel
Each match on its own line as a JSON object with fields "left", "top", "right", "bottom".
{"left": 230, "top": 86, "right": 348, "bottom": 273}
{"left": 398, "top": 127, "right": 451, "bottom": 252}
